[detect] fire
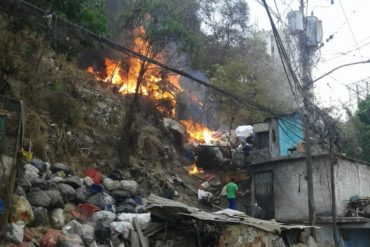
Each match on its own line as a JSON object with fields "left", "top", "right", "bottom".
{"left": 180, "top": 120, "right": 221, "bottom": 144}
{"left": 86, "top": 26, "right": 181, "bottom": 116}
{"left": 188, "top": 163, "right": 204, "bottom": 175}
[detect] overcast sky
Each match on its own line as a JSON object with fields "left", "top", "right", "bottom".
{"left": 247, "top": 0, "right": 370, "bottom": 116}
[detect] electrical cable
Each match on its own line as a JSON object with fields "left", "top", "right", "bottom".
{"left": 261, "top": 0, "right": 303, "bottom": 107}
{"left": 337, "top": 0, "right": 363, "bottom": 59}
{"left": 0, "top": 0, "right": 287, "bottom": 117}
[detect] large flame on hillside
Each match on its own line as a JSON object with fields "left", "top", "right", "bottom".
{"left": 180, "top": 120, "right": 221, "bottom": 144}
{"left": 86, "top": 27, "right": 220, "bottom": 144}
{"left": 86, "top": 27, "right": 181, "bottom": 116}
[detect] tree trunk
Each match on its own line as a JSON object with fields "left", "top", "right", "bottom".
{"left": 118, "top": 61, "right": 146, "bottom": 167}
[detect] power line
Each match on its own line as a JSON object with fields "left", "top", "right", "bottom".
{"left": 337, "top": 0, "right": 364, "bottom": 58}
{"left": 312, "top": 59, "right": 370, "bottom": 84}
{"left": 261, "top": 0, "right": 303, "bottom": 108}
{"left": 1, "top": 0, "right": 288, "bottom": 116}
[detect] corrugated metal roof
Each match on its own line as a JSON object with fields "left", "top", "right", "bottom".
{"left": 146, "top": 194, "right": 313, "bottom": 233}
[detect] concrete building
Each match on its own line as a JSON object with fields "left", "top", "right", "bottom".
{"left": 250, "top": 153, "right": 370, "bottom": 246}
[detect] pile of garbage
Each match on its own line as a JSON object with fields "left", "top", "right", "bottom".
{"left": 6, "top": 159, "right": 150, "bottom": 246}
{"left": 345, "top": 195, "right": 370, "bottom": 217}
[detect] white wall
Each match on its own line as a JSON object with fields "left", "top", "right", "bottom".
{"left": 253, "top": 156, "right": 370, "bottom": 222}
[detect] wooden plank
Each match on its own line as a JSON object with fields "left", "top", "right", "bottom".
{"left": 133, "top": 217, "right": 149, "bottom": 247}
{"left": 130, "top": 230, "right": 140, "bottom": 247}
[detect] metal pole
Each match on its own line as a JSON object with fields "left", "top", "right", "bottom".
{"left": 299, "top": 0, "right": 316, "bottom": 233}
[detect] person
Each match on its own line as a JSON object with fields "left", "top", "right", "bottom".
{"left": 226, "top": 177, "right": 238, "bottom": 210}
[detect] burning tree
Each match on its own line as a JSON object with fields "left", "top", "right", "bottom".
{"left": 113, "top": 0, "right": 200, "bottom": 166}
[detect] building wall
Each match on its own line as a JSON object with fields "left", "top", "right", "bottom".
{"left": 252, "top": 156, "right": 370, "bottom": 222}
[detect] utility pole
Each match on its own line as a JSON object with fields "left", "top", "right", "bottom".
{"left": 298, "top": 0, "right": 316, "bottom": 233}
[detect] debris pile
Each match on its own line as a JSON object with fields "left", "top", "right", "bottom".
{"left": 345, "top": 196, "right": 370, "bottom": 217}
{"left": 6, "top": 158, "right": 151, "bottom": 246}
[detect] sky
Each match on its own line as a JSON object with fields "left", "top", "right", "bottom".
{"left": 247, "top": 0, "right": 370, "bottom": 117}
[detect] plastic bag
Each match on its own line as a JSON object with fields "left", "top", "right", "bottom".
{"left": 121, "top": 180, "right": 138, "bottom": 195}
{"left": 50, "top": 208, "right": 65, "bottom": 229}
{"left": 110, "top": 221, "right": 133, "bottom": 239}
{"left": 91, "top": 210, "right": 116, "bottom": 226}
{"left": 235, "top": 125, "right": 253, "bottom": 139}
{"left": 6, "top": 221, "right": 25, "bottom": 243}
{"left": 117, "top": 213, "right": 151, "bottom": 229}
{"left": 11, "top": 195, "right": 34, "bottom": 225}
{"left": 40, "top": 229, "right": 61, "bottom": 247}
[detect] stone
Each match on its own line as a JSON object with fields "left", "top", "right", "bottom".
{"left": 26, "top": 187, "right": 51, "bottom": 208}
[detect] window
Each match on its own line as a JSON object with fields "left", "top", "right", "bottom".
{"left": 256, "top": 131, "right": 269, "bottom": 149}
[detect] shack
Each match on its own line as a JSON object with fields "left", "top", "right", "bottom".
{"left": 250, "top": 153, "right": 370, "bottom": 246}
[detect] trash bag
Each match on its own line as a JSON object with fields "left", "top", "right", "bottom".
{"left": 40, "top": 229, "right": 61, "bottom": 247}
{"left": 235, "top": 125, "right": 253, "bottom": 139}
{"left": 59, "top": 233, "right": 83, "bottom": 247}
{"left": 46, "top": 190, "right": 64, "bottom": 208}
{"left": 110, "top": 190, "right": 130, "bottom": 203}
{"left": 108, "top": 169, "right": 123, "bottom": 181}
{"left": 27, "top": 187, "right": 51, "bottom": 208}
{"left": 115, "top": 203, "right": 135, "bottom": 213}
{"left": 124, "top": 198, "right": 137, "bottom": 207}
{"left": 79, "top": 223, "right": 95, "bottom": 245}
{"left": 62, "top": 220, "right": 82, "bottom": 235}
{"left": 134, "top": 205, "right": 146, "bottom": 214}
{"left": 91, "top": 210, "right": 116, "bottom": 226}
{"left": 95, "top": 221, "right": 111, "bottom": 243}
{"left": 75, "top": 186, "right": 90, "bottom": 203}
{"left": 18, "top": 175, "right": 32, "bottom": 192}
{"left": 51, "top": 163, "right": 71, "bottom": 175}
{"left": 30, "top": 159, "right": 47, "bottom": 173}
{"left": 117, "top": 213, "right": 151, "bottom": 229}
{"left": 11, "top": 195, "right": 34, "bottom": 225}
{"left": 31, "top": 178, "right": 49, "bottom": 190}
{"left": 85, "top": 168, "right": 102, "bottom": 185}
{"left": 50, "top": 208, "right": 65, "bottom": 229}
{"left": 15, "top": 186, "right": 26, "bottom": 197}
{"left": 29, "top": 207, "right": 48, "bottom": 227}
{"left": 121, "top": 180, "right": 138, "bottom": 195}
{"left": 64, "top": 176, "right": 82, "bottom": 188}
{"left": 83, "top": 176, "right": 94, "bottom": 186}
{"left": 58, "top": 183, "right": 76, "bottom": 202}
{"left": 87, "top": 193, "right": 115, "bottom": 209}
{"left": 6, "top": 221, "right": 25, "bottom": 243}
{"left": 103, "top": 178, "right": 122, "bottom": 191}
{"left": 110, "top": 221, "right": 133, "bottom": 239}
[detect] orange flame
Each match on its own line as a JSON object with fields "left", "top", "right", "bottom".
{"left": 180, "top": 120, "right": 221, "bottom": 144}
{"left": 188, "top": 163, "right": 204, "bottom": 175}
{"left": 86, "top": 26, "right": 181, "bottom": 116}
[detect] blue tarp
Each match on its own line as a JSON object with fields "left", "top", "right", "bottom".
{"left": 277, "top": 113, "right": 304, "bottom": 156}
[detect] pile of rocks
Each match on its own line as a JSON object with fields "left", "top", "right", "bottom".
{"left": 6, "top": 159, "right": 150, "bottom": 246}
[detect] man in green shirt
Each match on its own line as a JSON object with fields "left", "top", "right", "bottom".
{"left": 226, "top": 177, "right": 238, "bottom": 210}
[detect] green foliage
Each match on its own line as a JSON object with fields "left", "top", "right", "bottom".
{"left": 341, "top": 96, "right": 370, "bottom": 162}
{"left": 119, "top": 0, "right": 200, "bottom": 56}
{"left": 210, "top": 60, "right": 269, "bottom": 124}
{"left": 29, "top": 0, "right": 107, "bottom": 34}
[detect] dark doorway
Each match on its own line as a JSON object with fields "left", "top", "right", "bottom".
{"left": 254, "top": 171, "right": 275, "bottom": 219}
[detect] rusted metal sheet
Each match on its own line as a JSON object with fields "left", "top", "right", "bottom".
{"left": 146, "top": 194, "right": 313, "bottom": 233}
